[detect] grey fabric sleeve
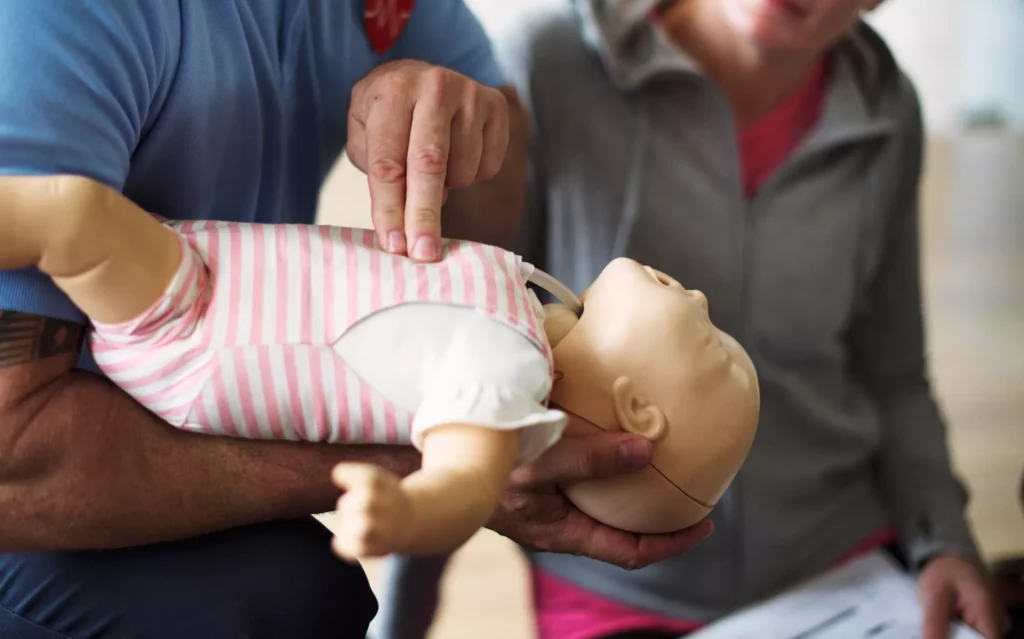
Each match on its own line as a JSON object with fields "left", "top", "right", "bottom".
{"left": 848, "top": 79, "right": 982, "bottom": 571}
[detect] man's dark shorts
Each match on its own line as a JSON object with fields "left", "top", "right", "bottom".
{"left": 0, "top": 518, "right": 377, "bottom": 638}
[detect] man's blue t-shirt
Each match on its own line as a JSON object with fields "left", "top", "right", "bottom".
{"left": 0, "top": 0, "right": 505, "bottom": 369}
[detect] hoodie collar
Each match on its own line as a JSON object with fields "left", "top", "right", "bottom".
{"left": 574, "top": 0, "right": 699, "bottom": 91}
{"left": 573, "top": 0, "right": 896, "bottom": 141}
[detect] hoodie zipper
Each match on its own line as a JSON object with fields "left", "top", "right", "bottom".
{"left": 608, "top": 30, "right": 894, "bottom": 608}
{"left": 718, "top": 111, "right": 884, "bottom": 607}
{"left": 710, "top": 84, "right": 818, "bottom": 609}
{"left": 691, "top": 80, "right": 748, "bottom": 610}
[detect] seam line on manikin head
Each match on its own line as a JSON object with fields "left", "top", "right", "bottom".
{"left": 557, "top": 407, "right": 714, "bottom": 510}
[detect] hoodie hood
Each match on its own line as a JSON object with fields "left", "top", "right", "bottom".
{"left": 573, "top": 0, "right": 699, "bottom": 91}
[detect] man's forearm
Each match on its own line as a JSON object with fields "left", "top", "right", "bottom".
{"left": 441, "top": 86, "right": 528, "bottom": 249}
{"left": 0, "top": 365, "right": 421, "bottom": 552}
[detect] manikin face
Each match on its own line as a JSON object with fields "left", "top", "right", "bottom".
{"left": 549, "top": 258, "right": 759, "bottom": 530}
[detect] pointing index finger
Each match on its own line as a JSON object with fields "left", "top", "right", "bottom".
{"left": 365, "top": 88, "right": 414, "bottom": 256}
{"left": 404, "top": 74, "right": 455, "bottom": 262}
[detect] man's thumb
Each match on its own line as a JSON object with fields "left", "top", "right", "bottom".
{"left": 531, "top": 432, "right": 653, "bottom": 484}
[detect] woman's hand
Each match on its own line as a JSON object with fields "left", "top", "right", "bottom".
{"left": 919, "top": 554, "right": 1009, "bottom": 639}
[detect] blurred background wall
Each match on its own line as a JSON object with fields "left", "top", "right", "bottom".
{"left": 316, "top": 2, "right": 1024, "bottom": 637}
{"left": 867, "top": 0, "right": 1024, "bottom": 133}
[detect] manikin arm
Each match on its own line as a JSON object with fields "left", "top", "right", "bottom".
{"left": 331, "top": 424, "right": 519, "bottom": 559}
{"left": 332, "top": 297, "right": 562, "bottom": 559}
{"left": 0, "top": 175, "right": 181, "bottom": 325}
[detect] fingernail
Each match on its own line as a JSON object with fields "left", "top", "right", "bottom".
{"left": 618, "top": 439, "right": 651, "bottom": 469}
{"left": 412, "top": 236, "right": 438, "bottom": 261}
{"left": 387, "top": 231, "right": 406, "bottom": 254}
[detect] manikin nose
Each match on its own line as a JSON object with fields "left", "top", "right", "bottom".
{"left": 644, "top": 266, "right": 683, "bottom": 289}
{"left": 643, "top": 265, "right": 708, "bottom": 311}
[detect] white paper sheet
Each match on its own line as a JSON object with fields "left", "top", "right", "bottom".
{"left": 685, "top": 551, "right": 984, "bottom": 639}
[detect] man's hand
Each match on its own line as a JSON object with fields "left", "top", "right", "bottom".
{"left": 919, "top": 554, "right": 1010, "bottom": 639}
{"left": 486, "top": 432, "right": 714, "bottom": 570}
{"left": 347, "top": 60, "right": 511, "bottom": 262}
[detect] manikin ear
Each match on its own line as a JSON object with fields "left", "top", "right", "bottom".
{"left": 611, "top": 377, "right": 667, "bottom": 442}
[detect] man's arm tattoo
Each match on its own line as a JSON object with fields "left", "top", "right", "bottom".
{"left": 0, "top": 311, "right": 83, "bottom": 369}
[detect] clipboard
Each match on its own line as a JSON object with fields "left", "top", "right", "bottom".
{"left": 684, "top": 551, "right": 984, "bottom": 639}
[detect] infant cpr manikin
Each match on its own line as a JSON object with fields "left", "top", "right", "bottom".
{"left": 0, "top": 175, "right": 758, "bottom": 558}
{"left": 540, "top": 259, "right": 761, "bottom": 533}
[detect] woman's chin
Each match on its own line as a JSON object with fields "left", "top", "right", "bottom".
{"left": 722, "top": 1, "right": 806, "bottom": 53}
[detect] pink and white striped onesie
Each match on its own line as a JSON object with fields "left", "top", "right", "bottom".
{"left": 88, "top": 220, "right": 567, "bottom": 465}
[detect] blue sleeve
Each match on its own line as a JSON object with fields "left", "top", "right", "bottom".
{"left": 391, "top": 0, "right": 507, "bottom": 88}
{"left": 0, "top": 0, "right": 174, "bottom": 323}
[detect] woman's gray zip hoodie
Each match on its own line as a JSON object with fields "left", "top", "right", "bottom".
{"left": 483, "top": 0, "right": 981, "bottom": 620}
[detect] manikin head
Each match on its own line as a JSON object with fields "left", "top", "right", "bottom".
{"left": 541, "top": 258, "right": 760, "bottom": 533}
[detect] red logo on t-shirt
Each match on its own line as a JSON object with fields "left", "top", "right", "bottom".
{"left": 364, "top": 0, "right": 415, "bottom": 54}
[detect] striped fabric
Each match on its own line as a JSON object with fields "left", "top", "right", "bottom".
{"left": 90, "top": 221, "right": 552, "bottom": 445}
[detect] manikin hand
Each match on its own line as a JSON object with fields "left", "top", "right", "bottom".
{"left": 329, "top": 432, "right": 713, "bottom": 567}
{"left": 347, "top": 59, "right": 510, "bottom": 262}
{"left": 919, "top": 554, "right": 1009, "bottom": 639}
{"left": 330, "top": 463, "right": 414, "bottom": 561}
{"left": 486, "top": 431, "right": 715, "bottom": 570}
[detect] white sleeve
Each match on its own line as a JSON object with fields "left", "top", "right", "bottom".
{"left": 411, "top": 313, "right": 567, "bottom": 466}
